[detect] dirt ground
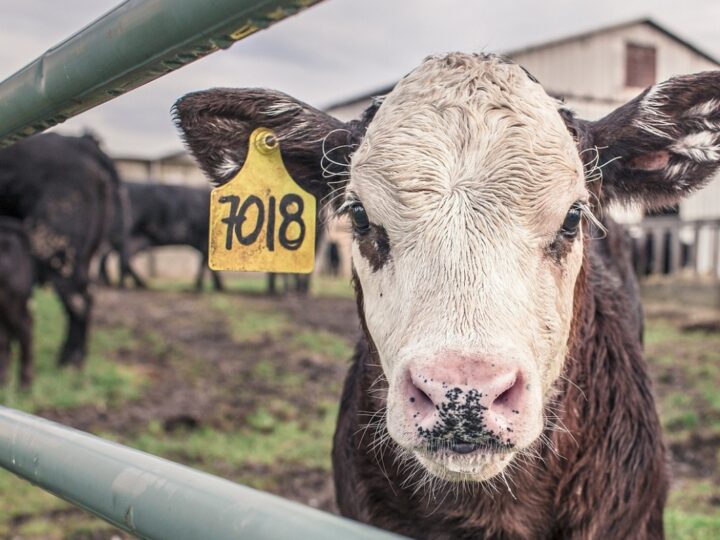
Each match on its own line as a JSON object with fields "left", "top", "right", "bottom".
{"left": 2, "top": 278, "right": 720, "bottom": 539}
{"left": 43, "top": 286, "right": 359, "bottom": 514}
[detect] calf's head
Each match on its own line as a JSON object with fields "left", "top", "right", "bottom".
{"left": 175, "top": 53, "right": 720, "bottom": 482}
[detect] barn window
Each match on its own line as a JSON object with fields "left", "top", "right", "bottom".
{"left": 625, "top": 43, "right": 656, "bottom": 88}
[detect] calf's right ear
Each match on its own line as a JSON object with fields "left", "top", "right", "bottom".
{"left": 585, "top": 71, "right": 720, "bottom": 209}
{"left": 173, "top": 88, "right": 373, "bottom": 201}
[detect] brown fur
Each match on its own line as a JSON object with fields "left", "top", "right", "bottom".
{"left": 333, "top": 221, "right": 667, "bottom": 539}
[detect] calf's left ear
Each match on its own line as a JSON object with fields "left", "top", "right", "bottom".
{"left": 585, "top": 71, "right": 720, "bottom": 209}
{"left": 173, "top": 88, "right": 378, "bottom": 201}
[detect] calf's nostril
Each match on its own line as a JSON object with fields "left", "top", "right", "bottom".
{"left": 495, "top": 385, "right": 513, "bottom": 406}
{"left": 410, "top": 384, "right": 434, "bottom": 407}
{"left": 491, "top": 373, "right": 522, "bottom": 413}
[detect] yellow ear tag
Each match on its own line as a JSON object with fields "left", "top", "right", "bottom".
{"left": 208, "top": 128, "right": 316, "bottom": 273}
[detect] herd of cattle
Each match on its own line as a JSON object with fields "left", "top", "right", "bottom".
{"left": 0, "top": 132, "right": 314, "bottom": 388}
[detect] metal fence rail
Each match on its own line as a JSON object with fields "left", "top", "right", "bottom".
{"left": 0, "top": 0, "right": 324, "bottom": 147}
{"left": 0, "top": 406, "right": 402, "bottom": 540}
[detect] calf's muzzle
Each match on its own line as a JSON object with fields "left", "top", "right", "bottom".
{"left": 402, "top": 354, "right": 530, "bottom": 451}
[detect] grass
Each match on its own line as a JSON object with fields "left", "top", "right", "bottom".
{"left": 208, "top": 294, "right": 289, "bottom": 343}
{"left": 104, "top": 400, "right": 339, "bottom": 493}
{"left": 645, "top": 316, "right": 720, "bottom": 538}
{"left": 0, "top": 287, "right": 146, "bottom": 412}
{"left": 291, "top": 329, "right": 354, "bottom": 360}
{"left": 0, "top": 287, "right": 150, "bottom": 538}
{"left": 0, "top": 284, "right": 348, "bottom": 538}
{"left": 154, "top": 273, "right": 355, "bottom": 299}
{"left": 2, "top": 282, "right": 719, "bottom": 539}
{"left": 665, "top": 480, "right": 720, "bottom": 539}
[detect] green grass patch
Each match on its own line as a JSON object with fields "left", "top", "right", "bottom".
{"left": 114, "top": 273, "right": 353, "bottom": 298}
{"left": 292, "top": 329, "right": 353, "bottom": 360}
{"left": 109, "top": 401, "right": 339, "bottom": 492}
{"left": 661, "top": 392, "right": 699, "bottom": 432}
{"left": 252, "top": 359, "right": 306, "bottom": 388}
{"left": 665, "top": 510, "right": 720, "bottom": 540}
{"left": 311, "top": 276, "right": 354, "bottom": 299}
{"left": 0, "top": 288, "right": 145, "bottom": 412}
{"left": 209, "top": 295, "right": 289, "bottom": 343}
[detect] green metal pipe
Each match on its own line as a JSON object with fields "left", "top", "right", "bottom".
{"left": 0, "top": 0, "right": 324, "bottom": 148}
{"left": 0, "top": 406, "right": 404, "bottom": 539}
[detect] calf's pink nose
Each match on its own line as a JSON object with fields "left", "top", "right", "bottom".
{"left": 404, "top": 354, "right": 527, "bottom": 443}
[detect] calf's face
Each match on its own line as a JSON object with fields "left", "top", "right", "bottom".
{"left": 174, "top": 53, "right": 720, "bottom": 483}
{"left": 345, "top": 56, "right": 587, "bottom": 480}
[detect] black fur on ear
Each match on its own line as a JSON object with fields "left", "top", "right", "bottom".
{"left": 571, "top": 71, "right": 720, "bottom": 209}
{"left": 172, "top": 88, "right": 382, "bottom": 203}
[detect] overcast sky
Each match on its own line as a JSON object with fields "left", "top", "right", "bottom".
{"left": 1, "top": 0, "right": 719, "bottom": 158}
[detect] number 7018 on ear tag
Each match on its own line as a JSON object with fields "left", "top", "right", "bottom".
{"left": 208, "top": 128, "right": 316, "bottom": 273}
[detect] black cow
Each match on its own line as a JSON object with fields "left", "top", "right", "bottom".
{"left": 0, "top": 218, "right": 34, "bottom": 387}
{"left": 98, "top": 181, "right": 223, "bottom": 291}
{"left": 0, "top": 133, "right": 121, "bottom": 367}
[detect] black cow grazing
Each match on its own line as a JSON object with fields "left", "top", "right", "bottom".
{"left": 98, "top": 181, "right": 223, "bottom": 291}
{"left": 176, "top": 55, "right": 720, "bottom": 538}
{"left": 0, "top": 218, "right": 34, "bottom": 387}
{"left": 0, "top": 133, "right": 121, "bottom": 368}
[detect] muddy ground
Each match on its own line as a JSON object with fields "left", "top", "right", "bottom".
{"left": 2, "top": 278, "right": 720, "bottom": 539}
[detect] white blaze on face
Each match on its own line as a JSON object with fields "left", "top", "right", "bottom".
{"left": 346, "top": 54, "right": 588, "bottom": 482}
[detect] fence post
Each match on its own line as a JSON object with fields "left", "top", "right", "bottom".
{"left": 652, "top": 227, "right": 664, "bottom": 275}
{"left": 690, "top": 224, "right": 702, "bottom": 275}
{"left": 669, "top": 227, "right": 682, "bottom": 274}
{"left": 711, "top": 224, "right": 720, "bottom": 280}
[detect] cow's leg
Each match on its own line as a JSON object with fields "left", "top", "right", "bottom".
{"left": 194, "top": 253, "right": 206, "bottom": 292}
{"left": 16, "top": 305, "right": 33, "bottom": 388}
{"left": 196, "top": 248, "right": 224, "bottom": 292}
{"left": 211, "top": 270, "right": 224, "bottom": 292}
{"left": 97, "top": 249, "right": 113, "bottom": 286}
{"left": 52, "top": 277, "right": 92, "bottom": 368}
{"left": 126, "top": 261, "right": 147, "bottom": 289}
{"left": 298, "top": 274, "right": 311, "bottom": 295}
{"left": 267, "top": 273, "right": 277, "bottom": 295}
{"left": 123, "top": 238, "right": 148, "bottom": 288}
{"left": 116, "top": 238, "right": 131, "bottom": 290}
{"left": 0, "top": 328, "right": 9, "bottom": 385}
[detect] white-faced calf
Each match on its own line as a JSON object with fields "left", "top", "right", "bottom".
{"left": 175, "top": 53, "right": 720, "bottom": 539}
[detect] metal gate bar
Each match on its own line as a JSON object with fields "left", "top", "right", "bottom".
{"left": 0, "top": 0, "right": 323, "bottom": 147}
{"left": 0, "top": 406, "right": 402, "bottom": 539}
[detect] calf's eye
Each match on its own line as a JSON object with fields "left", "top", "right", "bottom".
{"left": 561, "top": 204, "right": 582, "bottom": 236}
{"left": 350, "top": 203, "right": 370, "bottom": 234}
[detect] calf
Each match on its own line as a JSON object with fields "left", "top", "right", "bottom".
{"left": 174, "top": 54, "right": 720, "bottom": 538}
{"left": 0, "top": 133, "right": 120, "bottom": 367}
{"left": 0, "top": 218, "right": 34, "bottom": 387}
{"left": 98, "top": 181, "right": 223, "bottom": 291}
